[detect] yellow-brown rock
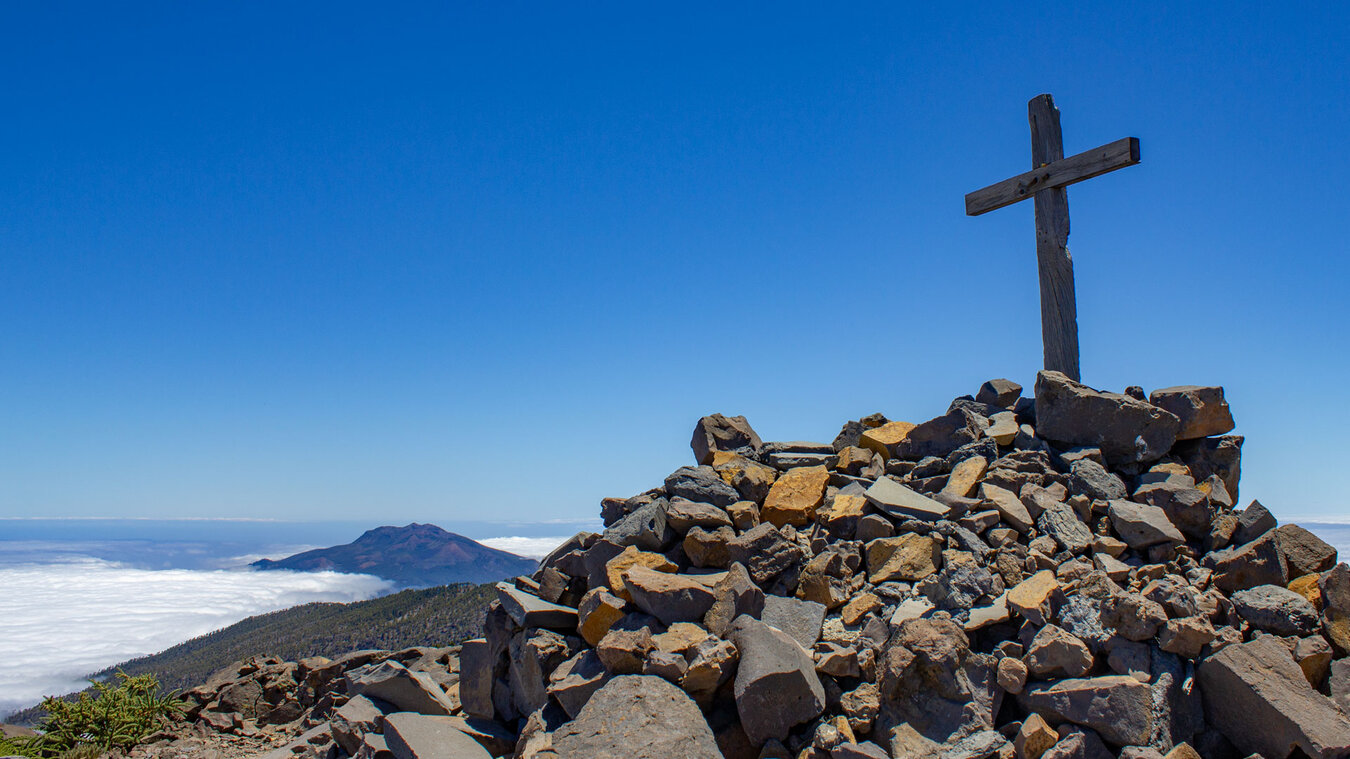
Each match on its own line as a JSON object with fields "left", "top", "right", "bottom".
{"left": 1290, "top": 573, "right": 1323, "bottom": 611}
{"left": 1015, "top": 713, "right": 1058, "bottom": 759}
{"left": 1163, "top": 744, "right": 1202, "bottom": 759}
{"left": 941, "top": 455, "right": 988, "bottom": 498}
{"left": 840, "top": 592, "right": 882, "bottom": 625}
{"left": 859, "top": 421, "right": 915, "bottom": 458}
{"left": 725, "top": 500, "right": 760, "bottom": 530}
{"left": 712, "top": 452, "right": 778, "bottom": 504}
{"left": 1007, "top": 570, "right": 1061, "bottom": 625}
{"left": 835, "top": 445, "right": 875, "bottom": 475}
{"left": 865, "top": 533, "right": 941, "bottom": 582}
{"left": 605, "top": 545, "right": 677, "bottom": 600}
{"left": 761, "top": 466, "right": 829, "bottom": 528}
{"left": 817, "top": 493, "right": 868, "bottom": 532}
{"left": 577, "top": 587, "right": 627, "bottom": 646}
{"left": 653, "top": 622, "right": 713, "bottom": 655}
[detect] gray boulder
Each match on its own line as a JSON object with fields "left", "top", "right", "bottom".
{"left": 1034, "top": 371, "right": 1180, "bottom": 468}
{"left": 895, "top": 408, "right": 986, "bottom": 460}
{"left": 1017, "top": 675, "right": 1154, "bottom": 746}
{"left": 865, "top": 477, "right": 953, "bottom": 521}
{"left": 381, "top": 713, "right": 491, "bottom": 759}
{"left": 1206, "top": 531, "right": 1288, "bottom": 593}
{"left": 728, "top": 615, "right": 827, "bottom": 745}
{"left": 1107, "top": 500, "right": 1184, "bottom": 549}
{"left": 1148, "top": 385, "right": 1234, "bottom": 440}
{"left": 346, "top": 661, "right": 456, "bottom": 716}
{"left": 1069, "top": 459, "right": 1126, "bottom": 501}
{"left": 331, "top": 695, "right": 387, "bottom": 756}
{"left": 761, "top": 594, "right": 826, "bottom": 648}
{"left": 603, "top": 500, "right": 672, "bottom": 550}
{"left": 551, "top": 675, "right": 721, "bottom": 759}
{"left": 1197, "top": 635, "right": 1350, "bottom": 759}
{"left": 1230, "top": 584, "right": 1320, "bottom": 636}
{"left": 665, "top": 465, "right": 740, "bottom": 506}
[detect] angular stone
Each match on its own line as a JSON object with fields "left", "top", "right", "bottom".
{"left": 547, "top": 650, "right": 609, "bottom": 719}
{"left": 1231, "top": 584, "right": 1320, "bottom": 636}
{"left": 577, "top": 588, "right": 627, "bottom": 646}
{"left": 864, "top": 477, "right": 952, "bottom": 521}
{"left": 683, "top": 525, "right": 734, "bottom": 568}
{"left": 1148, "top": 385, "right": 1235, "bottom": 440}
{"left": 509, "top": 628, "right": 572, "bottom": 715}
{"left": 762, "top": 594, "right": 827, "bottom": 649}
{"left": 552, "top": 675, "right": 721, "bottom": 759}
{"left": 1034, "top": 371, "right": 1180, "bottom": 467}
{"left": 604, "top": 500, "right": 673, "bottom": 550}
{"left": 866, "top": 533, "right": 942, "bottom": 583}
{"left": 712, "top": 452, "right": 779, "bottom": 504}
{"left": 943, "top": 455, "right": 989, "bottom": 498}
{"left": 981, "top": 482, "right": 1034, "bottom": 534}
{"left": 818, "top": 493, "right": 870, "bottom": 537}
{"left": 1107, "top": 500, "right": 1185, "bottom": 549}
{"left": 666, "top": 465, "right": 741, "bottom": 507}
{"left": 692, "top": 414, "right": 762, "bottom": 465}
{"left": 1156, "top": 616, "right": 1216, "bottom": 659}
{"left": 729, "top": 615, "right": 827, "bottom": 745}
{"left": 1037, "top": 501, "right": 1093, "bottom": 554}
{"left": 596, "top": 627, "right": 654, "bottom": 675}
{"left": 725, "top": 499, "right": 760, "bottom": 530}
{"left": 1026, "top": 625, "right": 1094, "bottom": 678}
{"left": 1100, "top": 591, "right": 1167, "bottom": 642}
{"left": 1017, "top": 675, "right": 1155, "bottom": 746}
{"left": 604, "top": 545, "right": 677, "bottom": 600}
{"left": 346, "top": 660, "right": 456, "bottom": 716}
{"left": 623, "top": 566, "right": 716, "bottom": 625}
{"left": 1134, "top": 482, "right": 1212, "bottom": 540}
{"left": 1008, "top": 570, "right": 1061, "bottom": 625}
{"left": 663, "top": 498, "right": 733, "bottom": 533}
{"left": 1207, "top": 531, "right": 1288, "bottom": 593}
{"left": 703, "top": 562, "right": 766, "bottom": 637}
{"left": 977, "top": 378, "right": 1023, "bottom": 408}
{"left": 1291, "top": 572, "right": 1324, "bottom": 610}
{"left": 860, "top": 420, "right": 917, "bottom": 458}
{"left": 1275, "top": 524, "right": 1339, "bottom": 578}
{"left": 1069, "top": 459, "right": 1126, "bottom": 501}
{"left": 1295, "top": 636, "right": 1333, "bottom": 688}
{"left": 681, "top": 638, "right": 739, "bottom": 696}
{"left": 1197, "top": 635, "right": 1350, "bottom": 759}
{"left": 726, "top": 523, "right": 806, "bottom": 587}
{"left": 999, "top": 656, "right": 1029, "bottom": 694}
{"left": 762, "top": 465, "right": 830, "bottom": 527}
{"left": 381, "top": 713, "right": 491, "bottom": 759}
{"left": 896, "top": 408, "right": 986, "bottom": 460}
{"left": 1320, "top": 563, "right": 1350, "bottom": 652}
{"left": 495, "top": 583, "right": 578, "bottom": 630}
{"left": 987, "top": 411, "right": 1020, "bottom": 446}
{"left": 1016, "top": 713, "right": 1059, "bottom": 759}
{"left": 457, "top": 639, "right": 493, "bottom": 719}
{"left": 331, "top": 695, "right": 385, "bottom": 756}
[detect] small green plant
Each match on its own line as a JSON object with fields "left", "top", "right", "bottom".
{"left": 18, "top": 671, "right": 183, "bottom": 758}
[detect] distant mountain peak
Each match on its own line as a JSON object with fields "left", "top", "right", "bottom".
{"left": 251, "top": 523, "right": 536, "bottom": 587}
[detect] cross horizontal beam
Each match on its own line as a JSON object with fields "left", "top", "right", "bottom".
{"left": 964, "top": 136, "right": 1139, "bottom": 216}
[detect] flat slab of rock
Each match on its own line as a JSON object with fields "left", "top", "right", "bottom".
{"left": 346, "top": 660, "right": 456, "bottom": 716}
{"left": 551, "top": 675, "right": 721, "bottom": 759}
{"left": 382, "top": 713, "right": 491, "bottom": 759}
{"left": 1017, "top": 675, "right": 1154, "bottom": 746}
{"left": 864, "top": 477, "right": 952, "bottom": 521}
{"left": 729, "top": 615, "right": 826, "bottom": 745}
{"left": 496, "top": 582, "right": 578, "bottom": 629}
{"left": 1034, "top": 371, "right": 1180, "bottom": 467}
{"left": 1198, "top": 635, "right": 1350, "bottom": 759}
{"left": 622, "top": 566, "right": 716, "bottom": 625}
{"left": 1107, "top": 500, "right": 1184, "bottom": 549}
{"left": 761, "top": 594, "right": 827, "bottom": 648}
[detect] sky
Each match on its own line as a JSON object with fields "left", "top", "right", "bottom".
{"left": 2, "top": 2, "right": 1348, "bottom": 524}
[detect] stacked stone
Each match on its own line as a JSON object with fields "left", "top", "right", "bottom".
{"left": 466, "top": 372, "right": 1350, "bottom": 758}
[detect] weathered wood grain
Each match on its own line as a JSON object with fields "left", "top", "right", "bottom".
{"left": 965, "top": 136, "right": 1139, "bottom": 217}
{"left": 1028, "top": 94, "right": 1081, "bottom": 382}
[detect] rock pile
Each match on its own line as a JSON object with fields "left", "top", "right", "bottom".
{"left": 456, "top": 372, "right": 1350, "bottom": 759}
{"left": 144, "top": 371, "right": 1350, "bottom": 759}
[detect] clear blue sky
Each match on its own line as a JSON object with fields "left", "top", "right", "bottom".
{"left": 2, "top": 3, "right": 1347, "bottom": 524}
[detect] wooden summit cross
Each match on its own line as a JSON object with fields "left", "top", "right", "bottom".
{"left": 965, "top": 94, "right": 1140, "bottom": 382}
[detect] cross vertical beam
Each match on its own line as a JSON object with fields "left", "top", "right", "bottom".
{"left": 1028, "top": 95, "right": 1080, "bottom": 382}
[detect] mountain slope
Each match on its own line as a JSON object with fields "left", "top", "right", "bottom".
{"left": 251, "top": 523, "right": 537, "bottom": 586}
{"left": 5, "top": 582, "right": 497, "bottom": 724}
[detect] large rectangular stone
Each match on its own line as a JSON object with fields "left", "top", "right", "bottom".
{"left": 495, "top": 582, "right": 577, "bottom": 630}
{"left": 864, "top": 477, "right": 952, "bottom": 521}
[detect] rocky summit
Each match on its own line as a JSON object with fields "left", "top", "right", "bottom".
{"left": 127, "top": 371, "right": 1350, "bottom": 759}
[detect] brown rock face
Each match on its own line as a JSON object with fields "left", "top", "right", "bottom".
{"left": 761, "top": 465, "right": 830, "bottom": 528}
{"left": 1148, "top": 385, "right": 1235, "bottom": 440}
{"left": 1034, "top": 371, "right": 1180, "bottom": 467}
{"left": 691, "top": 414, "right": 762, "bottom": 466}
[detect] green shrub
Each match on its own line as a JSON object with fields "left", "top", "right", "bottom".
{"left": 18, "top": 672, "right": 182, "bottom": 758}
{"left": 0, "top": 735, "right": 37, "bottom": 758}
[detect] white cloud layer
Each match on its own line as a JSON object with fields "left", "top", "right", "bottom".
{"left": 478, "top": 535, "right": 569, "bottom": 559}
{"left": 0, "top": 559, "right": 391, "bottom": 717}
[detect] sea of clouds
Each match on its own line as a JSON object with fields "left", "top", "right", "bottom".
{"left": 0, "top": 559, "right": 391, "bottom": 717}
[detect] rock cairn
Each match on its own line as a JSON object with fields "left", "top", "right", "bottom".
{"left": 459, "top": 372, "right": 1350, "bottom": 759}
{"left": 147, "top": 371, "right": 1350, "bottom": 759}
